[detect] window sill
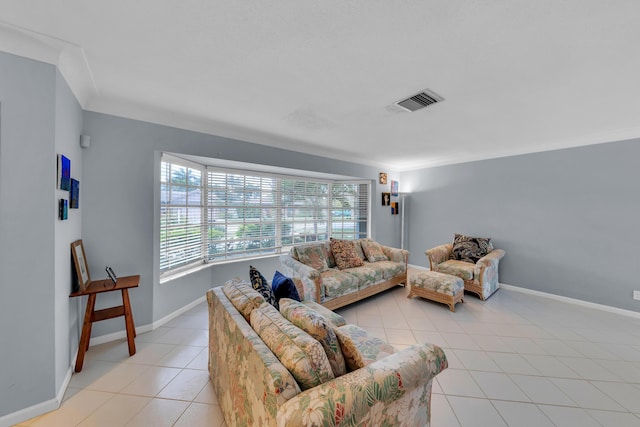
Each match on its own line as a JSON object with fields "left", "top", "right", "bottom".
{"left": 159, "top": 253, "right": 282, "bottom": 285}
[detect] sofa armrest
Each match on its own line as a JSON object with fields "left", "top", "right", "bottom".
{"left": 381, "top": 245, "right": 409, "bottom": 264}
{"left": 277, "top": 342, "right": 447, "bottom": 427}
{"left": 279, "top": 254, "right": 322, "bottom": 302}
{"left": 208, "top": 288, "right": 301, "bottom": 426}
{"left": 425, "top": 244, "right": 453, "bottom": 270}
{"left": 474, "top": 248, "right": 505, "bottom": 284}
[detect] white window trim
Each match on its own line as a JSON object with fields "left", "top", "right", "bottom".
{"left": 159, "top": 153, "right": 371, "bottom": 281}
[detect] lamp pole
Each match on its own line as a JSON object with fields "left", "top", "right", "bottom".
{"left": 400, "top": 193, "right": 406, "bottom": 249}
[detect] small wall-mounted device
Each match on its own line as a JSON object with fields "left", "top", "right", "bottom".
{"left": 80, "top": 134, "right": 91, "bottom": 148}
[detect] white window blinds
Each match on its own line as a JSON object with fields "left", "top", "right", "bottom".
{"left": 160, "top": 159, "right": 205, "bottom": 272}
{"left": 160, "top": 154, "right": 370, "bottom": 276}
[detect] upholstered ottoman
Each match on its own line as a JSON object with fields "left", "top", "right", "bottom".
{"left": 408, "top": 270, "right": 464, "bottom": 312}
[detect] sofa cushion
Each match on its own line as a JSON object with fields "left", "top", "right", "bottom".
{"left": 301, "top": 300, "right": 347, "bottom": 327}
{"left": 249, "top": 266, "right": 278, "bottom": 309}
{"left": 365, "top": 260, "right": 406, "bottom": 280}
{"left": 279, "top": 299, "right": 347, "bottom": 377}
{"left": 451, "top": 233, "right": 492, "bottom": 264}
{"left": 271, "top": 271, "right": 301, "bottom": 303}
{"left": 294, "top": 244, "right": 329, "bottom": 271}
{"left": 343, "top": 264, "right": 383, "bottom": 288}
{"left": 353, "top": 239, "right": 368, "bottom": 261}
{"left": 330, "top": 238, "right": 364, "bottom": 270}
{"left": 222, "top": 278, "right": 265, "bottom": 321}
{"left": 436, "top": 260, "right": 475, "bottom": 281}
{"left": 321, "top": 269, "right": 359, "bottom": 298}
{"left": 250, "top": 302, "right": 335, "bottom": 390}
{"left": 321, "top": 241, "right": 336, "bottom": 269}
{"left": 361, "top": 240, "right": 388, "bottom": 262}
{"left": 335, "top": 324, "right": 396, "bottom": 371}
{"left": 291, "top": 277, "right": 306, "bottom": 302}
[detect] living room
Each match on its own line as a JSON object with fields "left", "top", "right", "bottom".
{"left": 1, "top": 2, "right": 640, "bottom": 426}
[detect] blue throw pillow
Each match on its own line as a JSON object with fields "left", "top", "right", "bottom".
{"left": 249, "top": 266, "right": 278, "bottom": 309}
{"left": 271, "top": 271, "right": 301, "bottom": 303}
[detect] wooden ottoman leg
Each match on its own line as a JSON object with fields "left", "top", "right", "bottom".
{"left": 449, "top": 291, "right": 465, "bottom": 312}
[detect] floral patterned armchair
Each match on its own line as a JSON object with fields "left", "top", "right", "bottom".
{"left": 425, "top": 239, "right": 505, "bottom": 300}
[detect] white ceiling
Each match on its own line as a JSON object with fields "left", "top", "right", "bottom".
{"left": 1, "top": 0, "right": 639, "bottom": 170}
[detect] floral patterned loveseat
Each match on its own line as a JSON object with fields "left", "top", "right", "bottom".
{"left": 279, "top": 239, "right": 409, "bottom": 310}
{"left": 207, "top": 280, "right": 448, "bottom": 427}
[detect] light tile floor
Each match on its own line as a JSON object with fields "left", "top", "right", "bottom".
{"left": 15, "top": 276, "right": 640, "bottom": 426}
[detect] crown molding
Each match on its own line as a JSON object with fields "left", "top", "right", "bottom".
{"left": 0, "top": 21, "right": 97, "bottom": 107}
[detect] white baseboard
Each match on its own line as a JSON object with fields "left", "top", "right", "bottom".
{"left": 88, "top": 323, "right": 153, "bottom": 347}
{"left": 0, "top": 367, "right": 72, "bottom": 427}
{"left": 89, "top": 295, "right": 206, "bottom": 347}
{"left": 500, "top": 283, "right": 640, "bottom": 320}
{"left": 149, "top": 295, "right": 207, "bottom": 330}
{"left": 405, "top": 270, "right": 640, "bottom": 320}
{"left": 1, "top": 295, "right": 207, "bottom": 426}
{"left": 0, "top": 397, "right": 58, "bottom": 427}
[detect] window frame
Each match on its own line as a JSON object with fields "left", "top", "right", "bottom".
{"left": 159, "top": 153, "right": 371, "bottom": 280}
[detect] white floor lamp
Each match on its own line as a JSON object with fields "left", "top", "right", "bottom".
{"left": 400, "top": 193, "right": 407, "bottom": 249}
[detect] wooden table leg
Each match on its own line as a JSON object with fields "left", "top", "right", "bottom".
{"left": 122, "top": 288, "right": 136, "bottom": 356}
{"left": 75, "top": 293, "right": 97, "bottom": 372}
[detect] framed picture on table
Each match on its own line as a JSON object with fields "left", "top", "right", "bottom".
{"left": 71, "top": 239, "right": 91, "bottom": 292}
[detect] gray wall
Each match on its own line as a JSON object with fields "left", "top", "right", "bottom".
{"left": 53, "top": 70, "right": 83, "bottom": 393}
{"left": 401, "top": 139, "right": 640, "bottom": 312}
{"left": 0, "top": 52, "right": 83, "bottom": 422}
{"left": 0, "top": 53, "right": 57, "bottom": 416}
{"left": 81, "top": 111, "right": 401, "bottom": 335}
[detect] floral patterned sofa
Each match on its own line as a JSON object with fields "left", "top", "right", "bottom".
{"left": 279, "top": 239, "right": 409, "bottom": 310}
{"left": 425, "top": 234, "right": 506, "bottom": 300}
{"left": 207, "top": 280, "right": 448, "bottom": 427}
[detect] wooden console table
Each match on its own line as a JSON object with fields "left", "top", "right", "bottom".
{"left": 70, "top": 275, "right": 140, "bottom": 372}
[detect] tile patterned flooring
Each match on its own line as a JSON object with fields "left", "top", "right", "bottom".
{"left": 15, "top": 275, "right": 640, "bottom": 426}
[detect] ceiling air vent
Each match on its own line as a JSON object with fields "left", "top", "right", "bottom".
{"left": 393, "top": 89, "right": 444, "bottom": 112}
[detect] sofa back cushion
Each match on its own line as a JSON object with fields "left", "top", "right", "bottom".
{"left": 330, "top": 238, "right": 365, "bottom": 270}
{"left": 361, "top": 240, "right": 389, "bottom": 262}
{"left": 321, "top": 241, "right": 337, "bottom": 268}
{"left": 279, "top": 298, "right": 347, "bottom": 377}
{"left": 222, "top": 278, "right": 265, "bottom": 322}
{"left": 335, "top": 324, "right": 396, "bottom": 371}
{"left": 251, "top": 302, "right": 335, "bottom": 390}
{"left": 353, "top": 238, "right": 368, "bottom": 261}
{"left": 294, "top": 244, "right": 329, "bottom": 271}
{"left": 301, "top": 300, "right": 347, "bottom": 327}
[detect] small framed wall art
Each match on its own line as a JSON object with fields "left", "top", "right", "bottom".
{"left": 390, "top": 180, "right": 399, "bottom": 196}
{"left": 391, "top": 201, "right": 399, "bottom": 215}
{"left": 379, "top": 172, "right": 387, "bottom": 185}
{"left": 70, "top": 179, "right": 80, "bottom": 209}
{"left": 58, "top": 199, "right": 68, "bottom": 220}
{"left": 381, "top": 192, "right": 390, "bottom": 206}
{"left": 57, "top": 154, "right": 71, "bottom": 191}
